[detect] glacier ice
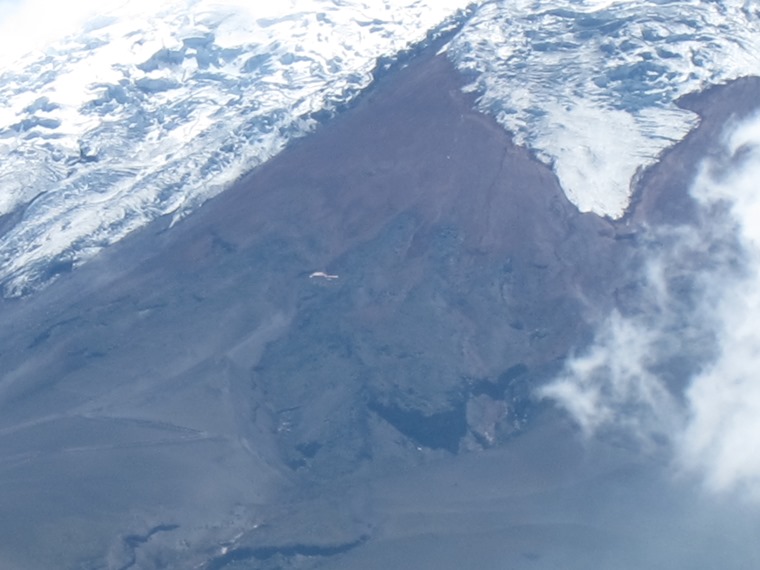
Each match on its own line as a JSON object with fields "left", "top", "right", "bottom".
{"left": 447, "top": 0, "right": 760, "bottom": 217}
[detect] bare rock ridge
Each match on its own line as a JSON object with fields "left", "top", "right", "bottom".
{"left": 0, "top": 47, "right": 758, "bottom": 569}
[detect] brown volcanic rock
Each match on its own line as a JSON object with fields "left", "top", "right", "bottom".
{"left": 169, "top": 53, "right": 626, "bottom": 465}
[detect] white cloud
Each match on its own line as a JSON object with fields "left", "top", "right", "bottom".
{"left": 540, "top": 111, "right": 760, "bottom": 499}
{"left": 539, "top": 311, "right": 681, "bottom": 444}
{"left": 678, "top": 113, "right": 760, "bottom": 497}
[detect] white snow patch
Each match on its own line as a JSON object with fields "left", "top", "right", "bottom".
{"left": 449, "top": 0, "right": 760, "bottom": 218}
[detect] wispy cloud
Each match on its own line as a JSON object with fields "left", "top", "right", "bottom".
{"left": 539, "top": 311, "right": 682, "bottom": 444}
{"left": 540, "top": 110, "right": 760, "bottom": 499}
{"left": 679, "top": 112, "right": 760, "bottom": 498}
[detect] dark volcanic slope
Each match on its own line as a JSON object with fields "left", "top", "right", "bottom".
{"left": 0, "top": 50, "right": 758, "bottom": 569}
